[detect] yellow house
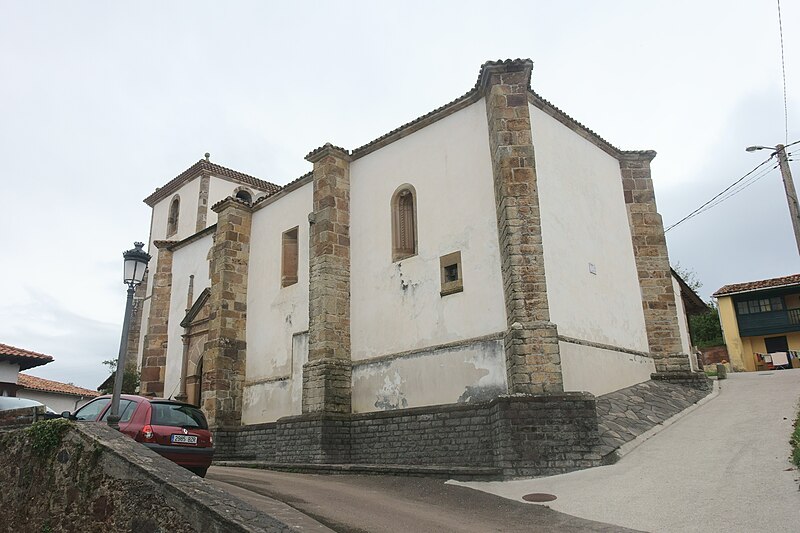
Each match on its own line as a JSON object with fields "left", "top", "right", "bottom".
{"left": 713, "top": 273, "right": 800, "bottom": 371}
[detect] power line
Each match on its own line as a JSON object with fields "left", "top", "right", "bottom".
{"left": 664, "top": 156, "right": 775, "bottom": 233}
{"left": 682, "top": 164, "right": 778, "bottom": 219}
{"left": 778, "top": 0, "right": 789, "bottom": 144}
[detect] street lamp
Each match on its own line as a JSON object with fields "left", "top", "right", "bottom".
{"left": 745, "top": 144, "right": 800, "bottom": 256}
{"left": 107, "top": 242, "right": 151, "bottom": 429}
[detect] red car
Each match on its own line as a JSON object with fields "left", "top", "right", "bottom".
{"left": 64, "top": 394, "right": 214, "bottom": 477}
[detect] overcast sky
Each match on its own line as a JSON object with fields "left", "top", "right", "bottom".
{"left": 0, "top": 1, "right": 797, "bottom": 389}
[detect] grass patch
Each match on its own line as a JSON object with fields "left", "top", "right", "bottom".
{"left": 705, "top": 370, "right": 718, "bottom": 377}
{"left": 27, "top": 418, "right": 71, "bottom": 457}
{"left": 791, "top": 413, "right": 800, "bottom": 468}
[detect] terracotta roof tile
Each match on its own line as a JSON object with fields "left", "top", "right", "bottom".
{"left": 18, "top": 373, "right": 100, "bottom": 398}
{"left": 0, "top": 343, "right": 53, "bottom": 370}
{"left": 143, "top": 159, "right": 281, "bottom": 206}
{"left": 713, "top": 273, "right": 800, "bottom": 297}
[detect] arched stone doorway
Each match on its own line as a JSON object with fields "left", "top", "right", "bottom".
{"left": 179, "top": 288, "right": 210, "bottom": 407}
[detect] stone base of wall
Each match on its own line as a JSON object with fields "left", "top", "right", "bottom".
{"left": 302, "top": 358, "right": 352, "bottom": 414}
{"left": 215, "top": 392, "right": 602, "bottom": 478}
{"left": 215, "top": 422, "right": 276, "bottom": 460}
{"left": 651, "top": 371, "right": 711, "bottom": 391}
{"left": 276, "top": 412, "right": 351, "bottom": 464}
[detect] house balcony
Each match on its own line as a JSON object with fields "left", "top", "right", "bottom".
{"left": 737, "top": 308, "right": 800, "bottom": 338}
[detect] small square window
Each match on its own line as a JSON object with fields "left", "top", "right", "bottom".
{"left": 440, "top": 251, "right": 463, "bottom": 296}
{"left": 771, "top": 297, "right": 784, "bottom": 311}
{"left": 737, "top": 301, "right": 749, "bottom": 315}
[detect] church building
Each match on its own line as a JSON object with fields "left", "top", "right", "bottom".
{"left": 131, "top": 59, "right": 707, "bottom": 477}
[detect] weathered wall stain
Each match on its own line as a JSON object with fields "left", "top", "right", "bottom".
{"left": 374, "top": 372, "right": 409, "bottom": 410}
{"left": 352, "top": 338, "right": 507, "bottom": 413}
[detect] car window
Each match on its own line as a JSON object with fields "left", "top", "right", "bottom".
{"left": 150, "top": 403, "right": 208, "bottom": 429}
{"left": 74, "top": 398, "right": 111, "bottom": 421}
{"left": 100, "top": 399, "right": 136, "bottom": 423}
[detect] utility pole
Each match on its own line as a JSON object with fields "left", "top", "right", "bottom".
{"left": 747, "top": 143, "right": 800, "bottom": 256}
{"left": 775, "top": 144, "right": 800, "bottom": 256}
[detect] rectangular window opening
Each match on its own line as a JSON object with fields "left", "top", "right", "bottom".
{"left": 281, "top": 227, "right": 299, "bottom": 287}
{"left": 440, "top": 251, "right": 463, "bottom": 297}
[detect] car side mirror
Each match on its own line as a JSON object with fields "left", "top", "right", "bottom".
{"left": 61, "top": 411, "right": 73, "bottom": 419}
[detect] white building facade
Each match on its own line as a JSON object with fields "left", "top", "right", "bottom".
{"left": 133, "top": 60, "right": 707, "bottom": 476}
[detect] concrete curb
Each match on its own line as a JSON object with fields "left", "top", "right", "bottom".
{"left": 212, "top": 461, "right": 503, "bottom": 480}
{"left": 613, "top": 379, "right": 720, "bottom": 460}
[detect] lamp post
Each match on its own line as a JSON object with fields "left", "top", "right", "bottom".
{"left": 746, "top": 144, "right": 800, "bottom": 256}
{"left": 107, "top": 242, "right": 151, "bottom": 429}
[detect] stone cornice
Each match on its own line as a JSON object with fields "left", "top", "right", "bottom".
{"left": 166, "top": 224, "right": 216, "bottom": 252}
{"left": 152, "top": 240, "right": 178, "bottom": 250}
{"left": 305, "top": 143, "right": 352, "bottom": 163}
{"left": 476, "top": 58, "right": 533, "bottom": 92}
{"left": 618, "top": 150, "right": 657, "bottom": 162}
{"left": 143, "top": 159, "right": 280, "bottom": 207}
{"left": 349, "top": 90, "right": 481, "bottom": 160}
{"left": 557, "top": 335, "right": 654, "bottom": 359}
{"left": 252, "top": 172, "right": 313, "bottom": 213}
{"left": 180, "top": 287, "right": 211, "bottom": 328}
{"left": 210, "top": 195, "right": 253, "bottom": 214}
{"left": 352, "top": 332, "right": 504, "bottom": 368}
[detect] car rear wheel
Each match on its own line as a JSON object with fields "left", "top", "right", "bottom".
{"left": 189, "top": 466, "right": 208, "bottom": 478}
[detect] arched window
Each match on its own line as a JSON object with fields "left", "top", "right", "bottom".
{"left": 391, "top": 185, "right": 417, "bottom": 261}
{"left": 235, "top": 189, "right": 252, "bottom": 203}
{"left": 167, "top": 195, "right": 180, "bottom": 237}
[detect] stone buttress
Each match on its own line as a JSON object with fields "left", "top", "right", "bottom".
{"left": 202, "top": 197, "right": 252, "bottom": 429}
{"left": 480, "top": 59, "right": 563, "bottom": 394}
{"left": 619, "top": 152, "right": 707, "bottom": 387}
{"left": 272, "top": 143, "right": 353, "bottom": 464}
{"left": 302, "top": 143, "right": 353, "bottom": 415}
{"left": 140, "top": 241, "right": 174, "bottom": 396}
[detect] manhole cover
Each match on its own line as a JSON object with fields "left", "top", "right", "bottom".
{"left": 522, "top": 493, "right": 557, "bottom": 503}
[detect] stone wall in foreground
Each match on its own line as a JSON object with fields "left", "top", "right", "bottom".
{"left": 0, "top": 419, "right": 291, "bottom": 533}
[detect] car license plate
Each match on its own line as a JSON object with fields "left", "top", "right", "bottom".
{"left": 171, "top": 434, "right": 198, "bottom": 445}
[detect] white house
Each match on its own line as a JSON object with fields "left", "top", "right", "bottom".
{"left": 0, "top": 343, "right": 98, "bottom": 412}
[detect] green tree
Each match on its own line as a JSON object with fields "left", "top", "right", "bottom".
{"left": 672, "top": 263, "right": 724, "bottom": 347}
{"left": 99, "top": 359, "right": 140, "bottom": 394}
{"left": 689, "top": 303, "right": 724, "bottom": 347}
{"left": 672, "top": 262, "right": 702, "bottom": 293}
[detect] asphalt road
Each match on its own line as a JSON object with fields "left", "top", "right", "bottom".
{"left": 207, "top": 467, "right": 639, "bottom": 532}
{"left": 456, "top": 370, "right": 800, "bottom": 532}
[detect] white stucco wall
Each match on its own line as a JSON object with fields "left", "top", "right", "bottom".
{"left": 242, "top": 332, "right": 308, "bottom": 424}
{"left": 242, "top": 183, "right": 312, "bottom": 424}
{"left": 530, "top": 103, "right": 653, "bottom": 393}
{"left": 531, "top": 104, "right": 648, "bottom": 352}
{"left": 150, "top": 178, "right": 201, "bottom": 243}
{"left": 163, "top": 234, "right": 213, "bottom": 399}
{"left": 17, "top": 390, "right": 94, "bottom": 413}
{"left": 350, "top": 100, "right": 506, "bottom": 358}
{"left": 559, "top": 342, "right": 656, "bottom": 397}
{"left": 207, "top": 176, "right": 256, "bottom": 227}
{"left": 139, "top": 177, "right": 205, "bottom": 369}
{"left": 0, "top": 362, "right": 19, "bottom": 384}
{"left": 673, "top": 275, "right": 695, "bottom": 369}
{"left": 348, "top": 100, "right": 507, "bottom": 411}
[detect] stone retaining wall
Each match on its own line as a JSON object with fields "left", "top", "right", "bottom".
{"left": 0, "top": 420, "right": 292, "bottom": 532}
{"left": 215, "top": 392, "right": 602, "bottom": 477}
